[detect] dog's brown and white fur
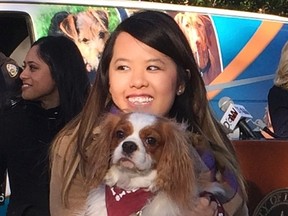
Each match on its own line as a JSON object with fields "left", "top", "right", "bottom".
{"left": 84, "top": 112, "right": 223, "bottom": 216}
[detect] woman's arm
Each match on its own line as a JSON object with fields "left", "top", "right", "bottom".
{"left": 50, "top": 136, "right": 87, "bottom": 216}
{"left": 195, "top": 148, "right": 249, "bottom": 216}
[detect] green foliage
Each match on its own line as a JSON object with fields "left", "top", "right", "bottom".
{"left": 35, "top": 5, "right": 91, "bottom": 38}
{"left": 35, "top": 5, "right": 120, "bottom": 39}
{"left": 144, "top": 0, "right": 288, "bottom": 17}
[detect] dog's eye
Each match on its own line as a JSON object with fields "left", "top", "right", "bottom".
{"left": 145, "top": 137, "right": 157, "bottom": 146}
{"left": 116, "top": 130, "right": 125, "bottom": 139}
{"left": 82, "top": 38, "right": 89, "bottom": 43}
{"left": 99, "top": 31, "right": 105, "bottom": 39}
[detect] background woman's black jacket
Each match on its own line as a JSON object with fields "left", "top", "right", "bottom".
{"left": 0, "top": 100, "right": 64, "bottom": 216}
{"left": 268, "top": 85, "right": 288, "bottom": 138}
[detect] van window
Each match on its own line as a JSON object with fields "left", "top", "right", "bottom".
{"left": 0, "top": 12, "right": 32, "bottom": 64}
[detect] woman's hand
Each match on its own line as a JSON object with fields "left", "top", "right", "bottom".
{"left": 189, "top": 197, "right": 218, "bottom": 216}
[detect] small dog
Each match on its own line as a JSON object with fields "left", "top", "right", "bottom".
{"left": 174, "top": 12, "right": 222, "bottom": 85}
{"left": 84, "top": 112, "right": 224, "bottom": 216}
{"left": 49, "top": 9, "right": 109, "bottom": 73}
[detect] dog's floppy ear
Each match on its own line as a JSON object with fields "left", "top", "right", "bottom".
{"left": 89, "top": 9, "right": 109, "bottom": 30}
{"left": 156, "top": 120, "right": 197, "bottom": 209}
{"left": 85, "top": 113, "right": 121, "bottom": 188}
{"left": 48, "top": 11, "right": 69, "bottom": 36}
{"left": 59, "top": 14, "right": 79, "bottom": 40}
{"left": 174, "top": 12, "right": 185, "bottom": 26}
{"left": 198, "top": 15, "right": 213, "bottom": 47}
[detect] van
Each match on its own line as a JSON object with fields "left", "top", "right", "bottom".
{"left": 1, "top": 0, "right": 288, "bottom": 122}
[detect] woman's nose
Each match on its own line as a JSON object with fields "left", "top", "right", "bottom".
{"left": 19, "top": 68, "right": 28, "bottom": 80}
{"left": 129, "top": 70, "right": 149, "bottom": 88}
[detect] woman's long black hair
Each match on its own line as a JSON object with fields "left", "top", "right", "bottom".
{"left": 32, "top": 36, "right": 90, "bottom": 124}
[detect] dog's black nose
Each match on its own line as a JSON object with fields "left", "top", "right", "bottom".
{"left": 122, "top": 141, "right": 137, "bottom": 154}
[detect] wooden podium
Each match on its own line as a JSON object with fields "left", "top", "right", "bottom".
{"left": 233, "top": 139, "right": 288, "bottom": 214}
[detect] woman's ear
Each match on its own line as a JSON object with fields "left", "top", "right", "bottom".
{"left": 176, "top": 84, "right": 185, "bottom": 95}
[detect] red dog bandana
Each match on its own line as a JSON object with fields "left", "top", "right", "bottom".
{"left": 106, "top": 186, "right": 153, "bottom": 216}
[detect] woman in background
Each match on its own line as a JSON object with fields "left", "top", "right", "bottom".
{"left": 268, "top": 41, "right": 288, "bottom": 138}
{"left": 0, "top": 36, "right": 90, "bottom": 216}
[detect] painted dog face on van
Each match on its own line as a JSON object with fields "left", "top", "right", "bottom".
{"left": 174, "top": 12, "right": 222, "bottom": 85}
{"left": 49, "top": 9, "right": 110, "bottom": 72}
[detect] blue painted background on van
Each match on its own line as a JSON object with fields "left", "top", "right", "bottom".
{"left": 212, "top": 16, "right": 261, "bottom": 68}
{"left": 209, "top": 22, "right": 288, "bottom": 121}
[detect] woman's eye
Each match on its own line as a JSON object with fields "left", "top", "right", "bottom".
{"left": 29, "top": 65, "right": 38, "bottom": 72}
{"left": 147, "top": 65, "right": 160, "bottom": 71}
{"left": 145, "top": 137, "right": 157, "bottom": 146}
{"left": 116, "top": 65, "right": 129, "bottom": 71}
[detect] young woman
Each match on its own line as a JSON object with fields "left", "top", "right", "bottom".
{"left": 268, "top": 41, "right": 288, "bottom": 138}
{"left": 50, "top": 11, "right": 248, "bottom": 216}
{"left": 0, "top": 36, "right": 90, "bottom": 216}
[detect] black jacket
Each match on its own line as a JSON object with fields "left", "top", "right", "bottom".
{"left": 0, "top": 100, "right": 64, "bottom": 216}
{"left": 268, "top": 85, "right": 288, "bottom": 138}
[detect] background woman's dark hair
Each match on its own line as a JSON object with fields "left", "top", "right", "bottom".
{"left": 32, "top": 36, "right": 90, "bottom": 123}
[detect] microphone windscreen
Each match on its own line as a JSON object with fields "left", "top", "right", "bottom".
{"left": 218, "top": 96, "right": 234, "bottom": 112}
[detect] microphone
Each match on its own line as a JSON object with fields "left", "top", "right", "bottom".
{"left": 218, "top": 97, "right": 261, "bottom": 140}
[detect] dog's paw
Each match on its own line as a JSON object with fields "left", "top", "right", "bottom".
{"left": 147, "top": 182, "right": 158, "bottom": 193}
{"left": 124, "top": 170, "right": 158, "bottom": 192}
{"left": 115, "top": 176, "right": 133, "bottom": 189}
{"left": 104, "top": 167, "right": 119, "bottom": 186}
{"left": 104, "top": 176, "right": 116, "bottom": 187}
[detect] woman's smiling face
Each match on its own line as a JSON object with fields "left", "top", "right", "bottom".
{"left": 20, "top": 45, "right": 59, "bottom": 109}
{"left": 109, "top": 32, "right": 178, "bottom": 116}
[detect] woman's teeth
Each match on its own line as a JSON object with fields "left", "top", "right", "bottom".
{"left": 128, "top": 97, "right": 153, "bottom": 104}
